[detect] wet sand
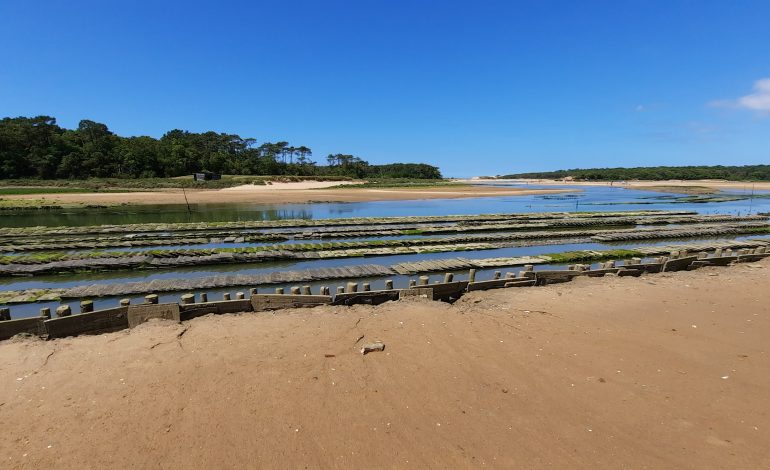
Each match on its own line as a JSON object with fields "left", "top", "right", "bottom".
{"left": 0, "top": 182, "right": 572, "bottom": 207}
{"left": 2, "top": 258, "right": 768, "bottom": 469}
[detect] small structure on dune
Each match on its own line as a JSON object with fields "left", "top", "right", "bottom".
{"left": 193, "top": 171, "right": 221, "bottom": 182}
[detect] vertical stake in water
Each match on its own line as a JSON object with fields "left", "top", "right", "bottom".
{"left": 182, "top": 186, "right": 192, "bottom": 215}
{"left": 748, "top": 183, "right": 755, "bottom": 215}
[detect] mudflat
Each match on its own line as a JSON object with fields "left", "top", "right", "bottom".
{"left": 0, "top": 181, "right": 572, "bottom": 206}
{"left": 2, "top": 259, "right": 768, "bottom": 468}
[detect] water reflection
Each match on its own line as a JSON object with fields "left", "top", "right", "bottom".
{"left": 3, "top": 184, "right": 769, "bottom": 227}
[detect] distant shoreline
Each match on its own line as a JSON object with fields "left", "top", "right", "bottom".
{"left": 476, "top": 178, "right": 770, "bottom": 194}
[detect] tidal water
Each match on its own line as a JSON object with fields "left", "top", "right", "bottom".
{"left": 2, "top": 184, "right": 769, "bottom": 318}
{"left": 2, "top": 184, "right": 769, "bottom": 227}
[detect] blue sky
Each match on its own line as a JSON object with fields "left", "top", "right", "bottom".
{"left": 1, "top": 0, "right": 769, "bottom": 177}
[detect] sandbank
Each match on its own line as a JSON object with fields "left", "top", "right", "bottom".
{"left": 0, "top": 181, "right": 573, "bottom": 206}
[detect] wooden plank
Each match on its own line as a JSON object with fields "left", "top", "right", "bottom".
{"left": 179, "top": 300, "right": 253, "bottom": 320}
{"left": 582, "top": 268, "right": 621, "bottom": 277}
{"left": 622, "top": 263, "right": 664, "bottom": 274}
{"left": 45, "top": 307, "right": 128, "bottom": 338}
{"left": 332, "top": 290, "right": 400, "bottom": 306}
{"left": 662, "top": 256, "right": 698, "bottom": 272}
{"left": 737, "top": 253, "right": 770, "bottom": 263}
{"left": 532, "top": 270, "right": 582, "bottom": 285}
{"left": 616, "top": 268, "right": 643, "bottom": 277}
{"left": 473, "top": 256, "right": 549, "bottom": 268}
{"left": 250, "top": 294, "right": 332, "bottom": 312}
{"left": 399, "top": 288, "right": 434, "bottom": 300}
{"left": 467, "top": 279, "right": 535, "bottom": 291}
{"left": 690, "top": 256, "right": 737, "bottom": 267}
{"left": 419, "top": 281, "right": 469, "bottom": 300}
{"left": 0, "top": 316, "right": 46, "bottom": 340}
{"left": 127, "top": 303, "right": 181, "bottom": 328}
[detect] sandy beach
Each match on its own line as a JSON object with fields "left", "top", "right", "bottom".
{"left": 6, "top": 178, "right": 767, "bottom": 208}
{"left": 2, "top": 258, "right": 768, "bottom": 469}
{"left": 0, "top": 181, "right": 573, "bottom": 207}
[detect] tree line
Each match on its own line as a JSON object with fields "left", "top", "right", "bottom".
{"left": 0, "top": 116, "right": 442, "bottom": 180}
{"left": 501, "top": 165, "right": 770, "bottom": 182}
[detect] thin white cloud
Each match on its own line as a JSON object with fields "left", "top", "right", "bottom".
{"left": 633, "top": 103, "right": 663, "bottom": 113}
{"left": 685, "top": 121, "right": 719, "bottom": 135}
{"left": 710, "top": 78, "right": 770, "bottom": 113}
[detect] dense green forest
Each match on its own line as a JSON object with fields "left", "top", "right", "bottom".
{"left": 0, "top": 116, "right": 441, "bottom": 180}
{"left": 501, "top": 165, "right": 770, "bottom": 181}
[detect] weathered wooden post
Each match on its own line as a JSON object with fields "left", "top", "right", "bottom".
{"left": 336, "top": 286, "right": 345, "bottom": 294}
{"left": 494, "top": 271, "right": 501, "bottom": 279}
{"left": 56, "top": 305, "right": 72, "bottom": 317}
{"left": 236, "top": 292, "right": 245, "bottom": 300}
{"left": 120, "top": 298, "right": 131, "bottom": 307}
{"left": 385, "top": 280, "right": 394, "bottom": 290}
{"left": 223, "top": 292, "right": 231, "bottom": 301}
{"left": 249, "top": 287, "right": 258, "bottom": 296}
{"left": 290, "top": 286, "right": 301, "bottom": 295}
{"left": 346, "top": 282, "right": 358, "bottom": 293}
{"left": 0, "top": 307, "right": 10, "bottom": 320}
{"left": 80, "top": 300, "right": 94, "bottom": 313}
{"left": 301, "top": 285, "right": 312, "bottom": 295}
{"left": 181, "top": 294, "right": 195, "bottom": 305}
{"left": 199, "top": 293, "right": 208, "bottom": 303}
{"left": 444, "top": 273, "right": 454, "bottom": 283}
{"left": 275, "top": 288, "right": 284, "bottom": 295}
{"left": 145, "top": 294, "right": 159, "bottom": 305}
{"left": 320, "top": 286, "right": 330, "bottom": 295}
{"left": 408, "top": 279, "right": 417, "bottom": 287}
{"left": 468, "top": 268, "right": 476, "bottom": 283}
{"left": 418, "top": 276, "right": 430, "bottom": 286}
{"left": 524, "top": 265, "right": 534, "bottom": 272}
{"left": 40, "top": 307, "right": 51, "bottom": 319}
